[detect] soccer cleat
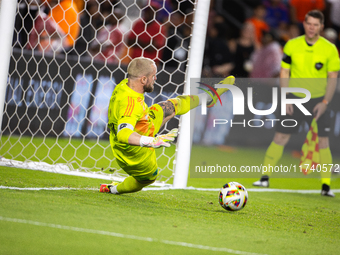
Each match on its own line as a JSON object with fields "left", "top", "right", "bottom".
{"left": 321, "top": 184, "right": 335, "bottom": 197}
{"left": 207, "top": 75, "right": 235, "bottom": 108}
{"left": 99, "top": 182, "right": 118, "bottom": 193}
{"left": 252, "top": 175, "right": 270, "bottom": 187}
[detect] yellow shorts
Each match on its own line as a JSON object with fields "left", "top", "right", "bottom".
{"left": 133, "top": 168, "right": 159, "bottom": 183}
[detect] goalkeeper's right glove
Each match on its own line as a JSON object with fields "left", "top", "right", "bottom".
{"left": 140, "top": 129, "right": 178, "bottom": 148}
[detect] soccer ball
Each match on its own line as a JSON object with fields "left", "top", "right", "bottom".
{"left": 219, "top": 182, "right": 248, "bottom": 211}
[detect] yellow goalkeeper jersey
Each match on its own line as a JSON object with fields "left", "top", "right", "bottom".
{"left": 108, "top": 79, "right": 160, "bottom": 175}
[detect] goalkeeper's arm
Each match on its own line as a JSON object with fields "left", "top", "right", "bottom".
{"left": 139, "top": 128, "right": 178, "bottom": 148}
{"left": 117, "top": 125, "right": 178, "bottom": 148}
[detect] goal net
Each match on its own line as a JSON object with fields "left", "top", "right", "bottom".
{"left": 0, "top": 0, "right": 197, "bottom": 185}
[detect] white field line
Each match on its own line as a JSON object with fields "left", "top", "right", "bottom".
{"left": 1, "top": 185, "right": 340, "bottom": 193}
{"left": 0, "top": 186, "right": 97, "bottom": 191}
{"left": 145, "top": 186, "right": 340, "bottom": 193}
{"left": 0, "top": 216, "right": 266, "bottom": 255}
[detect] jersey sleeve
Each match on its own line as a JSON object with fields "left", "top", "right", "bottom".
{"left": 327, "top": 44, "right": 340, "bottom": 72}
{"left": 116, "top": 96, "right": 142, "bottom": 143}
{"left": 117, "top": 96, "right": 142, "bottom": 128}
{"left": 281, "top": 40, "right": 292, "bottom": 69}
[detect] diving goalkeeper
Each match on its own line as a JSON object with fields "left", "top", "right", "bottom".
{"left": 100, "top": 57, "right": 235, "bottom": 194}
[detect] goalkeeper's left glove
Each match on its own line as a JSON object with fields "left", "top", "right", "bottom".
{"left": 156, "top": 128, "right": 178, "bottom": 142}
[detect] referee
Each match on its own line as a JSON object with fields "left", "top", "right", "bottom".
{"left": 253, "top": 10, "right": 340, "bottom": 197}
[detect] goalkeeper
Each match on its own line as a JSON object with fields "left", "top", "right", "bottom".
{"left": 100, "top": 57, "right": 235, "bottom": 194}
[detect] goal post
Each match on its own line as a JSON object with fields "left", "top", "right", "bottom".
{"left": 0, "top": 0, "right": 210, "bottom": 188}
{"left": 0, "top": 0, "right": 17, "bottom": 131}
{"left": 173, "top": 0, "right": 211, "bottom": 188}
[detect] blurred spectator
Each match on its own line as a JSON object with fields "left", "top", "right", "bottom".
{"left": 27, "top": 3, "right": 63, "bottom": 53}
{"left": 47, "top": 0, "right": 80, "bottom": 50}
{"left": 323, "top": 28, "right": 337, "bottom": 44}
{"left": 73, "top": 0, "right": 84, "bottom": 11}
{"left": 73, "top": 0, "right": 100, "bottom": 57}
{"left": 127, "top": 4, "right": 166, "bottom": 64}
{"left": 89, "top": 5, "right": 124, "bottom": 64}
{"left": 203, "top": 16, "right": 234, "bottom": 78}
{"left": 14, "top": 0, "right": 39, "bottom": 49}
{"left": 27, "top": 0, "right": 80, "bottom": 53}
{"left": 151, "top": 0, "right": 173, "bottom": 23}
{"left": 246, "top": 5, "right": 270, "bottom": 44}
{"left": 327, "top": 0, "right": 340, "bottom": 31}
{"left": 287, "top": 23, "right": 301, "bottom": 39}
{"left": 243, "top": 0, "right": 263, "bottom": 8}
{"left": 290, "top": 0, "right": 325, "bottom": 33}
{"left": 229, "top": 22, "right": 258, "bottom": 78}
{"left": 323, "top": 28, "right": 339, "bottom": 54}
{"left": 219, "top": 0, "right": 247, "bottom": 39}
{"left": 280, "top": 23, "right": 301, "bottom": 43}
{"left": 250, "top": 30, "right": 282, "bottom": 78}
{"left": 326, "top": 0, "right": 340, "bottom": 48}
{"left": 207, "top": 0, "right": 217, "bottom": 32}
{"left": 263, "top": 0, "right": 289, "bottom": 36}
{"left": 162, "top": 10, "right": 191, "bottom": 71}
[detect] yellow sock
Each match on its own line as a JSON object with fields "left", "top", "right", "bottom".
{"left": 262, "top": 142, "right": 284, "bottom": 176}
{"left": 168, "top": 95, "right": 200, "bottom": 115}
{"left": 116, "top": 176, "right": 151, "bottom": 194}
{"left": 320, "top": 147, "right": 332, "bottom": 186}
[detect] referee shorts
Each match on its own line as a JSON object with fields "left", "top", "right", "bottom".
{"left": 276, "top": 94, "right": 331, "bottom": 137}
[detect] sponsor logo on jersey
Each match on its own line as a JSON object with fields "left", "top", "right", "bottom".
{"left": 315, "top": 62, "right": 323, "bottom": 70}
{"left": 149, "top": 111, "right": 156, "bottom": 119}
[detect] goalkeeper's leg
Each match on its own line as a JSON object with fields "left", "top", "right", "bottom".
{"left": 100, "top": 169, "right": 158, "bottom": 194}
{"left": 157, "top": 75, "right": 235, "bottom": 126}
{"left": 115, "top": 176, "right": 155, "bottom": 194}
{"left": 100, "top": 177, "right": 155, "bottom": 194}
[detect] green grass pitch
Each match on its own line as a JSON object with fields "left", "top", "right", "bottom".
{"left": 1, "top": 142, "right": 340, "bottom": 255}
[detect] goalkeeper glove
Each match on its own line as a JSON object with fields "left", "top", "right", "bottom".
{"left": 157, "top": 128, "right": 178, "bottom": 142}
{"left": 140, "top": 128, "right": 178, "bottom": 148}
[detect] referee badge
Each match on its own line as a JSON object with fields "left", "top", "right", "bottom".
{"left": 315, "top": 62, "right": 323, "bottom": 70}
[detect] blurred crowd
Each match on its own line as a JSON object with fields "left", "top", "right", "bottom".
{"left": 14, "top": 0, "right": 193, "bottom": 71}
{"left": 13, "top": 0, "right": 340, "bottom": 77}
{"left": 203, "top": 0, "right": 340, "bottom": 79}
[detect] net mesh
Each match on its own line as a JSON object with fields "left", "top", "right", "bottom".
{"left": 1, "top": 0, "right": 195, "bottom": 184}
